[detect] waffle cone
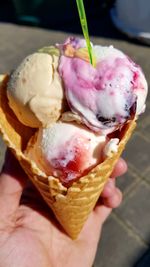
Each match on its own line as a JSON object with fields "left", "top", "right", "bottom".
{"left": 0, "top": 75, "right": 136, "bottom": 239}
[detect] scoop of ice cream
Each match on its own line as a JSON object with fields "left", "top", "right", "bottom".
{"left": 59, "top": 37, "right": 148, "bottom": 134}
{"left": 27, "top": 121, "right": 106, "bottom": 185}
{"left": 7, "top": 48, "right": 64, "bottom": 128}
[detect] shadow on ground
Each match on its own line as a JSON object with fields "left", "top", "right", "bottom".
{"left": 0, "top": 0, "right": 148, "bottom": 47}
{"left": 134, "top": 249, "right": 150, "bottom": 267}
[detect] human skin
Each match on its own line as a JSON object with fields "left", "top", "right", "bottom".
{"left": 0, "top": 150, "right": 127, "bottom": 267}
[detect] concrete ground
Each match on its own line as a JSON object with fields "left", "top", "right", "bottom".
{"left": 0, "top": 21, "right": 149, "bottom": 267}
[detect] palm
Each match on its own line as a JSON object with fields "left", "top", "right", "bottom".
{"left": 0, "top": 186, "right": 107, "bottom": 267}
{"left": 0, "top": 151, "right": 126, "bottom": 267}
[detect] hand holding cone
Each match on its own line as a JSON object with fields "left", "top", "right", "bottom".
{"left": 0, "top": 74, "right": 136, "bottom": 239}
{"left": 0, "top": 38, "right": 147, "bottom": 238}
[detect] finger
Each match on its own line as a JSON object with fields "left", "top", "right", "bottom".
{"left": 111, "top": 158, "right": 127, "bottom": 178}
{"left": 102, "top": 188, "right": 122, "bottom": 209}
{"left": 0, "top": 149, "right": 27, "bottom": 216}
{"left": 94, "top": 205, "right": 112, "bottom": 224}
{"left": 100, "top": 179, "right": 116, "bottom": 198}
{"left": 80, "top": 184, "right": 123, "bottom": 242}
{"left": 80, "top": 205, "right": 112, "bottom": 244}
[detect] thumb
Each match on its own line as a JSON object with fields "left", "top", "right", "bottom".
{"left": 0, "top": 149, "right": 27, "bottom": 217}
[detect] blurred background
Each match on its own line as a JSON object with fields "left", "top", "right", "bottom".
{"left": 0, "top": 1, "right": 150, "bottom": 267}
{"left": 0, "top": 0, "right": 118, "bottom": 39}
{"left": 0, "top": 0, "right": 115, "bottom": 29}
{"left": 1, "top": 0, "right": 150, "bottom": 43}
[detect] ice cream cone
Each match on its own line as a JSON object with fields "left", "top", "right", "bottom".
{"left": 0, "top": 75, "right": 136, "bottom": 239}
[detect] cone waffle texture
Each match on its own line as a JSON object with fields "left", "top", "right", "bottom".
{"left": 0, "top": 75, "right": 136, "bottom": 239}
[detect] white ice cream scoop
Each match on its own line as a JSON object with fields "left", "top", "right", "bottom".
{"left": 26, "top": 121, "right": 106, "bottom": 185}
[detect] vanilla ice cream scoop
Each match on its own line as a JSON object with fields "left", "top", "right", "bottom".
{"left": 7, "top": 48, "right": 64, "bottom": 128}
{"left": 59, "top": 37, "right": 148, "bottom": 134}
{"left": 27, "top": 121, "right": 106, "bottom": 185}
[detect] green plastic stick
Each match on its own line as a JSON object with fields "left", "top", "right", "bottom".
{"left": 76, "top": 0, "right": 93, "bottom": 65}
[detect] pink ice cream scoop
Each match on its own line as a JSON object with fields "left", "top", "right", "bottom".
{"left": 27, "top": 121, "right": 106, "bottom": 185}
{"left": 59, "top": 37, "right": 148, "bottom": 134}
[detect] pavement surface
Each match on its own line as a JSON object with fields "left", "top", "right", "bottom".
{"left": 0, "top": 22, "right": 149, "bottom": 267}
